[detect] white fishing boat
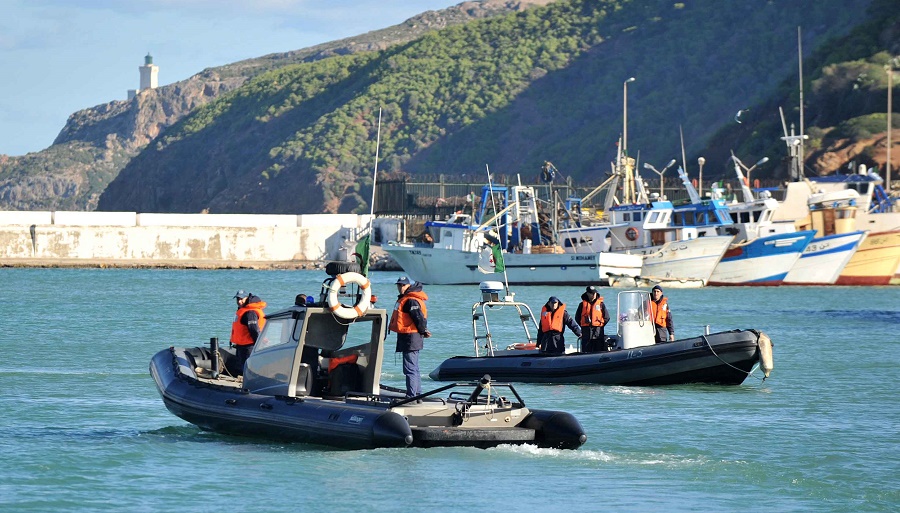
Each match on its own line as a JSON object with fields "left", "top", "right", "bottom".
{"left": 775, "top": 173, "right": 900, "bottom": 285}
{"left": 382, "top": 184, "right": 642, "bottom": 285}
{"left": 557, "top": 157, "right": 732, "bottom": 287}
{"left": 783, "top": 190, "right": 867, "bottom": 284}
{"left": 768, "top": 115, "right": 898, "bottom": 285}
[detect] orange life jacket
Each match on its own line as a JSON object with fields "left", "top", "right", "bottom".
{"left": 579, "top": 298, "right": 606, "bottom": 327}
{"left": 649, "top": 297, "right": 669, "bottom": 328}
{"left": 230, "top": 301, "right": 267, "bottom": 346}
{"left": 388, "top": 292, "right": 428, "bottom": 334}
{"left": 328, "top": 353, "right": 359, "bottom": 373}
{"left": 540, "top": 303, "right": 566, "bottom": 332}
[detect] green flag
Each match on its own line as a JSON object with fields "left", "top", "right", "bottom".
{"left": 353, "top": 235, "right": 370, "bottom": 276}
{"left": 491, "top": 243, "right": 505, "bottom": 273}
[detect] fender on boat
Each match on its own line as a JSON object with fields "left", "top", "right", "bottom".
{"left": 371, "top": 411, "right": 414, "bottom": 447}
{"left": 523, "top": 409, "right": 587, "bottom": 449}
{"left": 326, "top": 272, "right": 372, "bottom": 320}
{"left": 757, "top": 331, "right": 774, "bottom": 378}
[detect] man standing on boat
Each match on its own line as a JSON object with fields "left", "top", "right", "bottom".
{"left": 538, "top": 297, "right": 582, "bottom": 354}
{"left": 389, "top": 277, "right": 431, "bottom": 398}
{"left": 230, "top": 290, "right": 267, "bottom": 374}
{"left": 649, "top": 285, "right": 675, "bottom": 343}
{"left": 575, "top": 286, "right": 610, "bottom": 352}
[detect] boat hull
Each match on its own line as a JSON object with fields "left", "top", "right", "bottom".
{"left": 636, "top": 235, "right": 733, "bottom": 284}
{"left": 151, "top": 347, "right": 586, "bottom": 449}
{"left": 382, "top": 245, "right": 641, "bottom": 285}
{"left": 783, "top": 231, "right": 866, "bottom": 285}
{"left": 430, "top": 330, "right": 765, "bottom": 386}
{"left": 708, "top": 231, "right": 815, "bottom": 286}
{"left": 835, "top": 230, "right": 900, "bottom": 286}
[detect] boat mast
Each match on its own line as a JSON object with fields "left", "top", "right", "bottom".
{"left": 367, "top": 108, "right": 382, "bottom": 238}
{"left": 798, "top": 27, "right": 805, "bottom": 178}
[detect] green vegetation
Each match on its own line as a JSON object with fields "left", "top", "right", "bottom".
{"left": 91, "top": 0, "right": 895, "bottom": 214}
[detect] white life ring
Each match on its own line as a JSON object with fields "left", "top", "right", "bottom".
{"left": 326, "top": 272, "right": 372, "bottom": 320}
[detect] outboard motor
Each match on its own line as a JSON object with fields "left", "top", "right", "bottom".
{"left": 616, "top": 290, "right": 655, "bottom": 349}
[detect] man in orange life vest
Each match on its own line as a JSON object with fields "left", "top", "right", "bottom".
{"left": 538, "top": 296, "right": 582, "bottom": 355}
{"left": 388, "top": 277, "right": 431, "bottom": 397}
{"left": 649, "top": 285, "right": 675, "bottom": 343}
{"left": 230, "top": 290, "right": 267, "bottom": 374}
{"left": 574, "top": 285, "right": 610, "bottom": 352}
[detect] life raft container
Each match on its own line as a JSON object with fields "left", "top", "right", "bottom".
{"left": 326, "top": 272, "right": 372, "bottom": 320}
{"left": 507, "top": 342, "right": 538, "bottom": 351}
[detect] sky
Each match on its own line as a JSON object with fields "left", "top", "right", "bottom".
{"left": 0, "top": 0, "right": 461, "bottom": 156}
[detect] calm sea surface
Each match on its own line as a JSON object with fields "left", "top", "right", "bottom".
{"left": 1, "top": 268, "right": 898, "bottom": 512}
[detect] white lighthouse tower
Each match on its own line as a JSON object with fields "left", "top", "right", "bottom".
{"left": 128, "top": 53, "right": 159, "bottom": 100}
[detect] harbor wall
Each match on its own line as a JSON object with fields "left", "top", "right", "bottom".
{"left": 0, "top": 211, "right": 387, "bottom": 265}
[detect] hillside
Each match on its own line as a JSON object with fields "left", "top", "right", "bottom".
{"left": 2, "top": 0, "right": 892, "bottom": 214}
{"left": 0, "top": 0, "right": 548, "bottom": 211}
{"left": 96, "top": 0, "right": 874, "bottom": 215}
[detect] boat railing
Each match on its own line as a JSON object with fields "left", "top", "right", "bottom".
{"left": 472, "top": 300, "right": 539, "bottom": 357}
{"left": 388, "top": 376, "right": 526, "bottom": 408}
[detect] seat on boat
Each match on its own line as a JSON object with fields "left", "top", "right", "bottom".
{"left": 326, "top": 362, "right": 362, "bottom": 396}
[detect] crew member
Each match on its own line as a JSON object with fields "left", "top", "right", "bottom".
{"left": 575, "top": 285, "right": 610, "bottom": 352}
{"left": 389, "top": 277, "right": 431, "bottom": 398}
{"left": 649, "top": 285, "right": 674, "bottom": 343}
{"left": 230, "top": 290, "right": 267, "bottom": 374}
{"left": 538, "top": 296, "right": 582, "bottom": 354}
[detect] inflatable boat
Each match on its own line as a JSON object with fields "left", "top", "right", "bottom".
{"left": 150, "top": 267, "right": 587, "bottom": 450}
{"left": 429, "top": 283, "right": 773, "bottom": 386}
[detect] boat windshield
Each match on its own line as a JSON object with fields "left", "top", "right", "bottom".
{"left": 254, "top": 314, "right": 298, "bottom": 352}
{"left": 617, "top": 291, "right": 651, "bottom": 323}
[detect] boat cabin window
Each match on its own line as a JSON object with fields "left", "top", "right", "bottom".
{"left": 255, "top": 314, "right": 299, "bottom": 352}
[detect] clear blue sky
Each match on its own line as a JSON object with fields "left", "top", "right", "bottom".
{"left": 0, "top": 0, "right": 459, "bottom": 156}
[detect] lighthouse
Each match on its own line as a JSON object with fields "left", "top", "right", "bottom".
{"left": 128, "top": 53, "right": 159, "bottom": 100}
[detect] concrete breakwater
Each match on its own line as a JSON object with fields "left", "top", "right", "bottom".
{"left": 0, "top": 211, "right": 403, "bottom": 269}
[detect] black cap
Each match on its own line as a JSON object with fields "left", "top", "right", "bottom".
{"left": 548, "top": 296, "right": 560, "bottom": 304}
{"left": 586, "top": 285, "right": 597, "bottom": 293}
{"left": 651, "top": 285, "right": 663, "bottom": 293}
{"left": 233, "top": 290, "right": 250, "bottom": 299}
{"left": 396, "top": 276, "right": 411, "bottom": 285}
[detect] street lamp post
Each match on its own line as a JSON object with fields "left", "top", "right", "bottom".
{"left": 697, "top": 157, "right": 706, "bottom": 198}
{"left": 623, "top": 77, "right": 636, "bottom": 157}
{"left": 887, "top": 59, "right": 895, "bottom": 192}
{"left": 744, "top": 156, "right": 769, "bottom": 189}
{"left": 643, "top": 159, "right": 677, "bottom": 198}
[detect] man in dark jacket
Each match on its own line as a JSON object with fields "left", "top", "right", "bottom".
{"left": 574, "top": 285, "right": 610, "bottom": 352}
{"left": 388, "top": 277, "right": 431, "bottom": 397}
{"left": 537, "top": 296, "right": 582, "bottom": 354}
{"left": 230, "top": 290, "right": 267, "bottom": 374}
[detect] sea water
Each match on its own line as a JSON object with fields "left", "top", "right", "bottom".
{"left": 1, "top": 268, "right": 898, "bottom": 512}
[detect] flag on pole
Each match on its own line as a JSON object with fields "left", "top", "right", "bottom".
{"left": 477, "top": 243, "right": 505, "bottom": 274}
{"left": 352, "top": 235, "right": 370, "bottom": 276}
{"left": 491, "top": 243, "right": 505, "bottom": 273}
